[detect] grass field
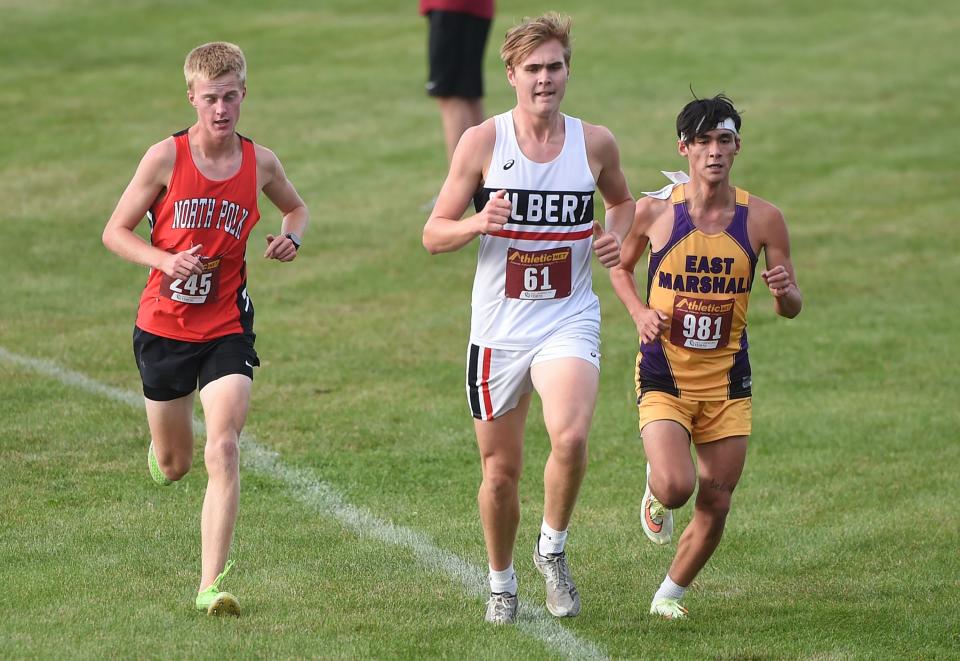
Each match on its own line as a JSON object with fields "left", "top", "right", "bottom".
{"left": 1, "top": 0, "right": 958, "bottom": 658}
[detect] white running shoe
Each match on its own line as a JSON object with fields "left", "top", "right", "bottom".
{"left": 484, "top": 592, "right": 519, "bottom": 624}
{"left": 532, "top": 540, "right": 581, "bottom": 617}
{"left": 641, "top": 462, "right": 673, "bottom": 545}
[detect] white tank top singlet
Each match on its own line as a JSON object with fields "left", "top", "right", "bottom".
{"left": 469, "top": 111, "right": 599, "bottom": 349}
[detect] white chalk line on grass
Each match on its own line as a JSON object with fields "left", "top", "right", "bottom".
{"left": 0, "top": 347, "right": 608, "bottom": 661}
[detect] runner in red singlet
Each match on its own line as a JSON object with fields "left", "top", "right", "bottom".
{"left": 102, "top": 42, "right": 309, "bottom": 616}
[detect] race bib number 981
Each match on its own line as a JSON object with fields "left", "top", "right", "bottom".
{"left": 669, "top": 294, "right": 735, "bottom": 350}
{"left": 160, "top": 256, "right": 222, "bottom": 305}
{"left": 505, "top": 247, "right": 572, "bottom": 300}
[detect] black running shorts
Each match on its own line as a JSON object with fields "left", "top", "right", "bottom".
{"left": 132, "top": 327, "right": 259, "bottom": 401}
{"left": 425, "top": 10, "right": 491, "bottom": 98}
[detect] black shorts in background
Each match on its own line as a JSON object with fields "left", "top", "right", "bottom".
{"left": 426, "top": 10, "right": 491, "bottom": 98}
{"left": 133, "top": 327, "right": 259, "bottom": 401}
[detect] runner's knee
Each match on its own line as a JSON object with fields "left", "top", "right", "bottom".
{"left": 480, "top": 461, "right": 520, "bottom": 500}
{"left": 656, "top": 473, "right": 696, "bottom": 509}
{"left": 696, "top": 489, "right": 733, "bottom": 528}
{"left": 548, "top": 428, "right": 588, "bottom": 464}
{"left": 204, "top": 433, "right": 240, "bottom": 471}
{"left": 155, "top": 447, "right": 192, "bottom": 481}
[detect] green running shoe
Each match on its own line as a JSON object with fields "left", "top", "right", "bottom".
{"left": 650, "top": 597, "right": 688, "bottom": 620}
{"left": 195, "top": 560, "right": 240, "bottom": 616}
{"left": 148, "top": 442, "right": 172, "bottom": 486}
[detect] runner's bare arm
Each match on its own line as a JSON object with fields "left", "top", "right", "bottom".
{"left": 258, "top": 145, "right": 309, "bottom": 262}
{"left": 422, "top": 121, "right": 509, "bottom": 254}
{"left": 755, "top": 202, "right": 802, "bottom": 318}
{"left": 610, "top": 198, "right": 669, "bottom": 343}
{"left": 586, "top": 124, "right": 634, "bottom": 268}
{"left": 102, "top": 139, "right": 204, "bottom": 278}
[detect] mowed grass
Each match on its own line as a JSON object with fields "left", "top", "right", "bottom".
{"left": 1, "top": 0, "right": 958, "bottom": 658}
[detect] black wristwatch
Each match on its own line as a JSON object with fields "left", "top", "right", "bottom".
{"left": 285, "top": 232, "right": 302, "bottom": 251}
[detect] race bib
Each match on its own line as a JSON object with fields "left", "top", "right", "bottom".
{"left": 669, "top": 294, "right": 734, "bottom": 350}
{"left": 505, "top": 247, "right": 571, "bottom": 300}
{"left": 160, "top": 256, "right": 222, "bottom": 305}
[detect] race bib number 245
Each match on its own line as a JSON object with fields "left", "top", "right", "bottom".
{"left": 160, "top": 256, "right": 222, "bottom": 305}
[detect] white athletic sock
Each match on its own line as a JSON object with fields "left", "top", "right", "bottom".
{"left": 653, "top": 574, "right": 687, "bottom": 601}
{"left": 538, "top": 519, "right": 568, "bottom": 556}
{"left": 489, "top": 564, "right": 517, "bottom": 595}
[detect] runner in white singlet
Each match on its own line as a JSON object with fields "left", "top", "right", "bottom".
{"left": 422, "top": 13, "right": 634, "bottom": 624}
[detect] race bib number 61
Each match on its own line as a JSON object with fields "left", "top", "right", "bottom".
{"left": 669, "top": 294, "right": 735, "bottom": 350}
{"left": 505, "top": 247, "right": 572, "bottom": 300}
{"left": 160, "top": 256, "right": 222, "bottom": 305}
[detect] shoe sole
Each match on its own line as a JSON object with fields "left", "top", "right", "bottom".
{"left": 485, "top": 616, "right": 516, "bottom": 625}
{"left": 544, "top": 601, "right": 580, "bottom": 618}
{"left": 651, "top": 612, "right": 687, "bottom": 621}
{"left": 206, "top": 592, "right": 241, "bottom": 617}
{"left": 650, "top": 609, "right": 688, "bottom": 621}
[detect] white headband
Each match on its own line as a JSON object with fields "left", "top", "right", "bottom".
{"left": 680, "top": 117, "right": 738, "bottom": 142}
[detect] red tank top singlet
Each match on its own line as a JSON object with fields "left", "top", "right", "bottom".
{"left": 136, "top": 130, "right": 260, "bottom": 341}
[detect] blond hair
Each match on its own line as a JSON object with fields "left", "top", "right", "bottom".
{"left": 500, "top": 13, "right": 572, "bottom": 69}
{"left": 183, "top": 41, "right": 246, "bottom": 90}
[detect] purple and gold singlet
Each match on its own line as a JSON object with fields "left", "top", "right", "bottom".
{"left": 636, "top": 184, "right": 758, "bottom": 401}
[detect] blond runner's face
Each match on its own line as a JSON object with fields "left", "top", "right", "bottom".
{"left": 188, "top": 73, "right": 245, "bottom": 139}
{"left": 507, "top": 39, "right": 569, "bottom": 117}
{"left": 679, "top": 128, "right": 740, "bottom": 183}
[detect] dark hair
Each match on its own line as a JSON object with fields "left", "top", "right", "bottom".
{"left": 676, "top": 93, "right": 741, "bottom": 143}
